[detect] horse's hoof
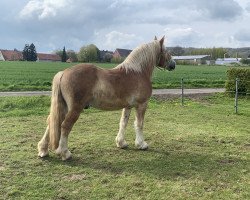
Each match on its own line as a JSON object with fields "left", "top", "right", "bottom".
{"left": 38, "top": 142, "right": 49, "bottom": 157}
{"left": 118, "top": 143, "right": 129, "bottom": 149}
{"left": 135, "top": 141, "right": 148, "bottom": 150}
{"left": 55, "top": 147, "right": 72, "bottom": 160}
{"left": 62, "top": 151, "right": 72, "bottom": 161}
{"left": 116, "top": 139, "right": 128, "bottom": 149}
{"left": 38, "top": 151, "right": 49, "bottom": 158}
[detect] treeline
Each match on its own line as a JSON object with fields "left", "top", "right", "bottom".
{"left": 22, "top": 43, "right": 114, "bottom": 63}
{"left": 189, "top": 48, "right": 227, "bottom": 60}
{"left": 53, "top": 44, "right": 115, "bottom": 63}
{"left": 22, "top": 43, "right": 250, "bottom": 63}
{"left": 168, "top": 46, "right": 250, "bottom": 59}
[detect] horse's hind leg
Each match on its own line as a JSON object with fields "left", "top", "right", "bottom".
{"left": 134, "top": 102, "right": 148, "bottom": 150}
{"left": 116, "top": 107, "right": 131, "bottom": 148}
{"left": 55, "top": 107, "right": 82, "bottom": 160}
{"left": 38, "top": 116, "right": 50, "bottom": 157}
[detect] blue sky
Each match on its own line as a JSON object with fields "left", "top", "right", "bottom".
{"left": 1, "top": 0, "right": 250, "bottom": 53}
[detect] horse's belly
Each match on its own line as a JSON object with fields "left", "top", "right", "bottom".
{"left": 91, "top": 98, "right": 130, "bottom": 110}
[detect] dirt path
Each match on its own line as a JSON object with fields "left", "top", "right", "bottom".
{"left": 0, "top": 88, "right": 225, "bottom": 97}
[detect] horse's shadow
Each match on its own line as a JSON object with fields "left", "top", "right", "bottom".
{"left": 43, "top": 146, "right": 245, "bottom": 181}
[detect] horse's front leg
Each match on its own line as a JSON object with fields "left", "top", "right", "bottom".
{"left": 116, "top": 107, "right": 131, "bottom": 148}
{"left": 134, "top": 102, "right": 148, "bottom": 150}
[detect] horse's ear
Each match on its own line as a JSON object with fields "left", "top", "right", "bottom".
{"left": 154, "top": 36, "right": 157, "bottom": 40}
{"left": 159, "top": 36, "right": 165, "bottom": 46}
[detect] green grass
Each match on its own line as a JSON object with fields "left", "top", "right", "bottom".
{"left": 152, "top": 65, "right": 228, "bottom": 88}
{"left": 0, "top": 61, "right": 73, "bottom": 91}
{"left": 0, "top": 95, "right": 250, "bottom": 199}
{"left": 0, "top": 61, "right": 231, "bottom": 91}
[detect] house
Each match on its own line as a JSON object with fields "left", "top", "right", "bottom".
{"left": 215, "top": 58, "right": 241, "bottom": 65}
{"left": 113, "top": 48, "right": 132, "bottom": 59}
{"left": 0, "top": 50, "right": 61, "bottom": 62}
{"left": 37, "top": 53, "right": 61, "bottom": 62}
{"left": 0, "top": 51, "right": 4, "bottom": 61}
{"left": 0, "top": 49, "right": 23, "bottom": 61}
{"left": 172, "top": 55, "right": 211, "bottom": 65}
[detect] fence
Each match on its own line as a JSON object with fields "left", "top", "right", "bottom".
{"left": 180, "top": 78, "right": 250, "bottom": 114}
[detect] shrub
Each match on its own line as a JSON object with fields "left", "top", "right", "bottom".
{"left": 240, "top": 58, "right": 250, "bottom": 65}
{"left": 225, "top": 68, "right": 250, "bottom": 95}
{"left": 111, "top": 57, "right": 125, "bottom": 64}
{"left": 175, "top": 60, "right": 198, "bottom": 65}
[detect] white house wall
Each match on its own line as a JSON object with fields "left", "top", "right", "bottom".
{"left": 0, "top": 51, "right": 5, "bottom": 61}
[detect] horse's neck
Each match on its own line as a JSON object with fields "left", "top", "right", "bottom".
{"left": 115, "top": 59, "right": 155, "bottom": 79}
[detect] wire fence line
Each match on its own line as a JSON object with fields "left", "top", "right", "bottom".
{"left": 179, "top": 78, "right": 250, "bottom": 114}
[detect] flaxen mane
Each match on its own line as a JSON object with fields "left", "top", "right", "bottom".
{"left": 115, "top": 41, "right": 162, "bottom": 74}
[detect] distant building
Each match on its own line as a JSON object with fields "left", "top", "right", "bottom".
{"left": 0, "top": 49, "right": 23, "bottom": 61}
{"left": 37, "top": 53, "right": 61, "bottom": 62}
{"left": 0, "top": 49, "right": 61, "bottom": 62}
{"left": 0, "top": 51, "right": 4, "bottom": 61}
{"left": 172, "top": 55, "right": 211, "bottom": 65}
{"left": 215, "top": 58, "right": 241, "bottom": 65}
{"left": 113, "top": 48, "right": 132, "bottom": 59}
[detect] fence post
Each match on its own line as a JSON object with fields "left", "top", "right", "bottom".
{"left": 235, "top": 78, "right": 239, "bottom": 114}
{"left": 181, "top": 78, "right": 184, "bottom": 106}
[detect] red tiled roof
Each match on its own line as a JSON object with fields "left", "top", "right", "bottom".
{"left": 37, "top": 53, "right": 61, "bottom": 61}
{"left": 1, "top": 50, "right": 23, "bottom": 61}
{"left": 114, "top": 48, "right": 132, "bottom": 58}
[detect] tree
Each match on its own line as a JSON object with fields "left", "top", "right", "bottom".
{"left": 62, "top": 46, "right": 67, "bottom": 62}
{"left": 170, "top": 46, "right": 185, "bottom": 56}
{"left": 190, "top": 47, "right": 227, "bottom": 60}
{"left": 22, "top": 44, "right": 29, "bottom": 61}
{"left": 67, "top": 50, "right": 78, "bottom": 62}
{"left": 77, "top": 44, "right": 100, "bottom": 62}
{"left": 103, "top": 52, "right": 113, "bottom": 62}
{"left": 22, "top": 43, "right": 37, "bottom": 61}
{"left": 54, "top": 49, "right": 63, "bottom": 58}
{"left": 29, "top": 43, "right": 37, "bottom": 61}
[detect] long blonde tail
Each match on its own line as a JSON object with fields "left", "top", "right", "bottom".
{"left": 49, "top": 71, "right": 66, "bottom": 150}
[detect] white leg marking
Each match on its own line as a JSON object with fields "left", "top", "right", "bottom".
{"left": 38, "top": 126, "right": 50, "bottom": 157}
{"left": 55, "top": 135, "right": 72, "bottom": 161}
{"left": 134, "top": 103, "right": 148, "bottom": 150}
{"left": 116, "top": 108, "right": 131, "bottom": 148}
{"left": 134, "top": 120, "right": 148, "bottom": 150}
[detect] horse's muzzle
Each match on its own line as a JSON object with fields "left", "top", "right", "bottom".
{"left": 166, "top": 59, "right": 176, "bottom": 71}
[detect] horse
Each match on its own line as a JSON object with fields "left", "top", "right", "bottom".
{"left": 37, "top": 36, "right": 175, "bottom": 160}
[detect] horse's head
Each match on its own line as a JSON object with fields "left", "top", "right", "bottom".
{"left": 155, "top": 36, "right": 176, "bottom": 71}
{"left": 165, "top": 51, "right": 176, "bottom": 71}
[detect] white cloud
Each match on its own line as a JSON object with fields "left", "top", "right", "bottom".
{"left": 246, "top": 2, "right": 250, "bottom": 12}
{"left": 19, "top": 0, "right": 70, "bottom": 20}
{"left": 0, "top": 0, "right": 249, "bottom": 52}
{"left": 103, "top": 31, "right": 138, "bottom": 50}
{"left": 234, "top": 29, "right": 250, "bottom": 42}
{"left": 164, "top": 27, "right": 203, "bottom": 47}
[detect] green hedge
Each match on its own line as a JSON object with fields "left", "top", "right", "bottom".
{"left": 225, "top": 68, "right": 250, "bottom": 95}
{"left": 240, "top": 58, "right": 250, "bottom": 65}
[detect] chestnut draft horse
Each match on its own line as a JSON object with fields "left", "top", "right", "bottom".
{"left": 38, "top": 36, "right": 175, "bottom": 160}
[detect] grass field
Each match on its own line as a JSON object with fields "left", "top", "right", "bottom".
{"left": 0, "top": 94, "right": 250, "bottom": 199}
{"left": 0, "top": 61, "right": 231, "bottom": 91}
